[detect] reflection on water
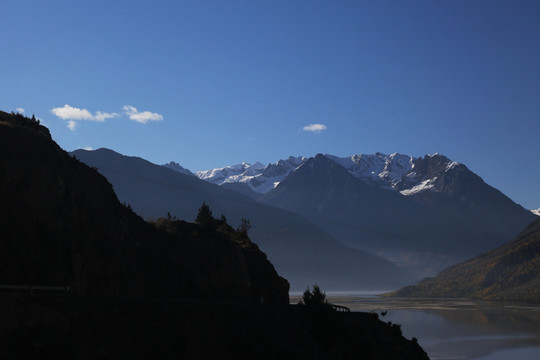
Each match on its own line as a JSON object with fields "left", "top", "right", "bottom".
{"left": 290, "top": 294, "right": 540, "bottom": 360}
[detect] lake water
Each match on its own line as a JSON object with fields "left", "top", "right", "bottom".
{"left": 290, "top": 292, "right": 540, "bottom": 360}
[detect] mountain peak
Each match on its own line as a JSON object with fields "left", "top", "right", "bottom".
{"left": 162, "top": 161, "right": 195, "bottom": 176}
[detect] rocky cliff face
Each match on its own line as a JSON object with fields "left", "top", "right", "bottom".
{"left": 0, "top": 110, "right": 288, "bottom": 303}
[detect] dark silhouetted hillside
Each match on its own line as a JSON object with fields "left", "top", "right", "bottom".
{"left": 0, "top": 295, "right": 429, "bottom": 360}
{"left": 0, "top": 110, "right": 288, "bottom": 302}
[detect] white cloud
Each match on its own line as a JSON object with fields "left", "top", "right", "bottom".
{"left": 16, "top": 107, "right": 25, "bottom": 114}
{"left": 51, "top": 104, "right": 119, "bottom": 131}
{"left": 52, "top": 105, "right": 95, "bottom": 121}
{"left": 51, "top": 104, "right": 119, "bottom": 122}
{"left": 94, "top": 111, "right": 120, "bottom": 121}
{"left": 82, "top": 146, "right": 93, "bottom": 151}
{"left": 67, "top": 120, "right": 77, "bottom": 131}
{"left": 303, "top": 123, "right": 327, "bottom": 133}
{"left": 123, "top": 105, "right": 164, "bottom": 124}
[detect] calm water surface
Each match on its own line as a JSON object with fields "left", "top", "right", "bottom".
{"left": 290, "top": 292, "right": 540, "bottom": 360}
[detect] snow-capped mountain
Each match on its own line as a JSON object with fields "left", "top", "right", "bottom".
{"left": 325, "top": 153, "right": 416, "bottom": 190}
{"left": 195, "top": 156, "right": 307, "bottom": 194}
{"left": 532, "top": 209, "right": 540, "bottom": 216}
{"left": 325, "top": 153, "right": 467, "bottom": 196}
{"left": 190, "top": 152, "right": 465, "bottom": 197}
{"left": 162, "top": 161, "right": 195, "bottom": 176}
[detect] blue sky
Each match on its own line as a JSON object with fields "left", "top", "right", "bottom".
{"left": 2, "top": 1, "right": 539, "bottom": 209}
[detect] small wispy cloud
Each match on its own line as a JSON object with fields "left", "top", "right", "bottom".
{"left": 123, "top": 105, "right": 164, "bottom": 124}
{"left": 67, "top": 120, "right": 77, "bottom": 131}
{"left": 16, "top": 107, "right": 25, "bottom": 114}
{"left": 82, "top": 146, "right": 93, "bottom": 151}
{"left": 51, "top": 104, "right": 119, "bottom": 131}
{"left": 303, "top": 123, "right": 327, "bottom": 133}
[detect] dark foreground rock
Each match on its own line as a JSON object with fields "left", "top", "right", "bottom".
{"left": 0, "top": 110, "right": 288, "bottom": 302}
{"left": 0, "top": 295, "right": 429, "bottom": 360}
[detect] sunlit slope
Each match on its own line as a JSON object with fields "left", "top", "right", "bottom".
{"left": 390, "top": 217, "right": 540, "bottom": 303}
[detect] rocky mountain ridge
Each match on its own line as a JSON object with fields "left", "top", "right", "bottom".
{"left": 168, "top": 152, "right": 479, "bottom": 200}
{"left": 162, "top": 161, "right": 195, "bottom": 176}
{"left": 194, "top": 156, "right": 306, "bottom": 194}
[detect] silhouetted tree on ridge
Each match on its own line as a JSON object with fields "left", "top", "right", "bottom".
{"left": 195, "top": 201, "right": 215, "bottom": 228}
{"left": 300, "top": 284, "right": 330, "bottom": 308}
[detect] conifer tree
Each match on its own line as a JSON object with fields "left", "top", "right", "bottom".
{"left": 195, "top": 201, "right": 214, "bottom": 227}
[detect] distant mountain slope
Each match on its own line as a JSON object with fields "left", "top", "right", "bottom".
{"left": 0, "top": 110, "right": 287, "bottom": 302}
{"left": 162, "top": 161, "right": 195, "bottom": 176}
{"left": 72, "top": 148, "right": 416, "bottom": 290}
{"left": 389, "top": 217, "right": 540, "bottom": 303}
{"left": 259, "top": 154, "right": 536, "bottom": 277}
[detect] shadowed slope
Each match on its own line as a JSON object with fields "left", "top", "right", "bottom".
{"left": 0, "top": 110, "right": 288, "bottom": 302}
{"left": 72, "top": 148, "right": 416, "bottom": 290}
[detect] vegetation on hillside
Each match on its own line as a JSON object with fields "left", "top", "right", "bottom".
{"left": 389, "top": 217, "right": 540, "bottom": 303}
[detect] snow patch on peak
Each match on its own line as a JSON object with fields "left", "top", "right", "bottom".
{"left": 400, "top": 179, "right": 436, "bottom": 196}
{"left": 531, "top": 209, "right": 540, "bottom": 216}
{"left": 446, "top": 161, "right": 459, "bottom": 171}
{"left": 195, "top": 156, "right": 308, "bottom": 194}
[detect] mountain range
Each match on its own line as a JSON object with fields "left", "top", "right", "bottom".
{"left": 72, "top": 148, "right": 415, "bottom": 291}
{"left": 166, "top": 152, "right": 536, "bottom": 277}
{"left": 192, "top": 152, "right": 445, "bottom": 196}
